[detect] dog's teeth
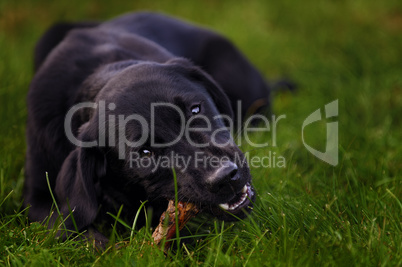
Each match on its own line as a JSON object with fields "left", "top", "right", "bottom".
{"left": 242, "top": 185, "right": 247, "bottom": 193}
{"left": 219, "top": 185, "right": 250, "bottom": 211}
{"left": 219, "top": 203, "right": 229, "bottom": 210}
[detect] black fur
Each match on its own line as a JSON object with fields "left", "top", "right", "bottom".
{"left": 24, "top": 12, "right": 271, "bottom": 243}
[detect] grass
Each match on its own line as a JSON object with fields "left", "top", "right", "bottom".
{"left": 1, "top": 0, "right": 401, "bottom": 266}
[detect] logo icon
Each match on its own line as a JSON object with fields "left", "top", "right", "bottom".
{"left": 302, "top": 100, "right": 338, "bottom": 166}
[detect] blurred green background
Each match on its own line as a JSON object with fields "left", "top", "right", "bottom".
{"left": 0, "top": 0, "right": 401, "bottom": 266}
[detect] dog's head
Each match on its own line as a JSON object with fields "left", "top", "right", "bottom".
{"left": 56, "top": 58, "right": 255, "bottom": 230}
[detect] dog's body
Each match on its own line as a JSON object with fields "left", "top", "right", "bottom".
{"left": 25, "top": 12, "right": 271, "bottom": 242}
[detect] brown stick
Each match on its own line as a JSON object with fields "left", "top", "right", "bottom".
{"left": 152, "top": 200, "right": 199, "bottom": 251}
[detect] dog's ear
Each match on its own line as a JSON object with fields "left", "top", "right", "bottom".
{"left": 193, "top": 68, "right": 234, "bottom": 119}
{"left": 168, "top": 58, "right": 234, "bottom": 119}
{"left": 54, "top": 144, "right": 106, "bottom": 232}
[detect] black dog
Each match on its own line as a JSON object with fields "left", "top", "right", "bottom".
{"left": 24, "top": 12, "right": 272, "bottom": 244}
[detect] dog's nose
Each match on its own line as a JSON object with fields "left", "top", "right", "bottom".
{"left": 208, "top": 162, "right": 239, "bottom": 193}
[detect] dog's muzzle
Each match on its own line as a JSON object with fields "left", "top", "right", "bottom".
{"left": 206, "top": 161, "right": 255, "bottom": 220}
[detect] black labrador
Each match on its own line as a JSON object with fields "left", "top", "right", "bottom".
{"left": 24, "top": 12, "right": 272, "bottom": 244}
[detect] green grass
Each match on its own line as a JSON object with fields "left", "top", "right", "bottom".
{"left": 1, "top": 0, "right": 402, "bottom": 266}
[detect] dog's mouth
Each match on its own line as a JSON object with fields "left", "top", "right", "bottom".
{"left": 218, "top": 183, "right": 253, "bottom": 212}
{"left": 208, "top": 183, "right": 255, "bottom": 220}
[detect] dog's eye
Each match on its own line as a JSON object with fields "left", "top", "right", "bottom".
{"left": 191, "top": 104, "right": 201, "bottom": 115}
{"left": 140, "top": 149, "right": 153, "bottom": 158}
